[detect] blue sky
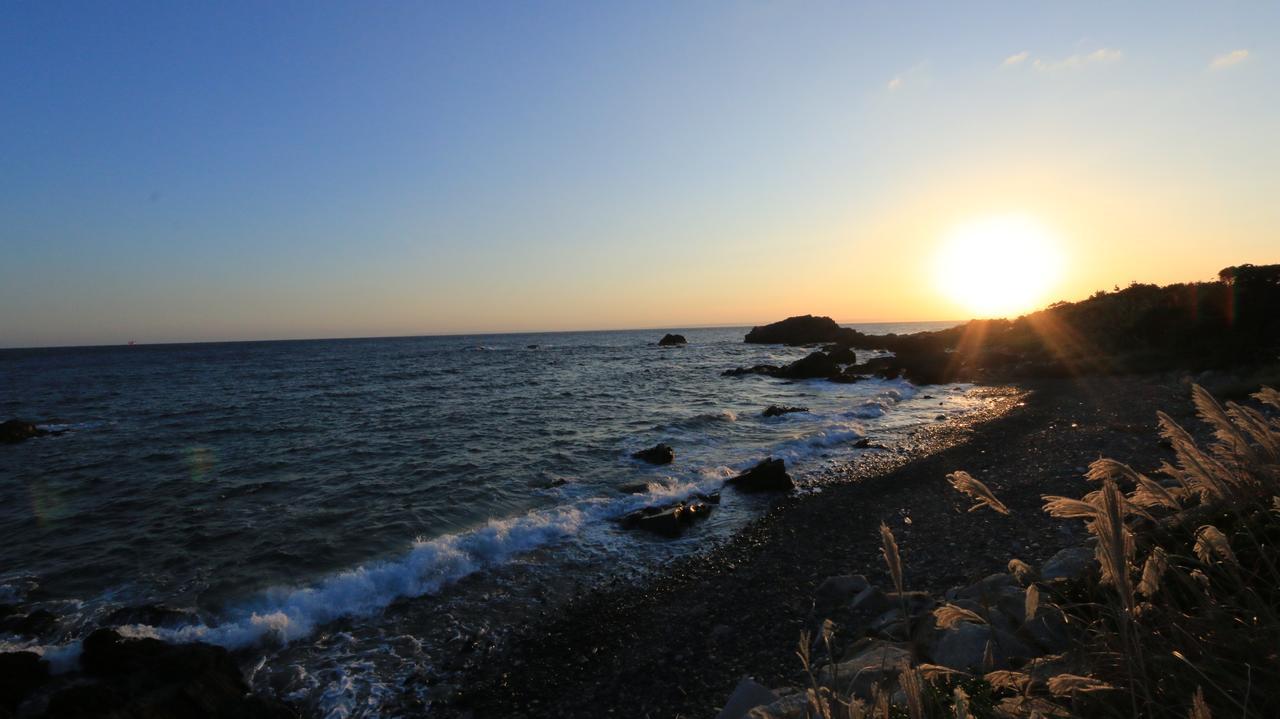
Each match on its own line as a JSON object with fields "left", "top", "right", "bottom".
{"left": 3, "top": 2, "right": 1277, "bottom": 346}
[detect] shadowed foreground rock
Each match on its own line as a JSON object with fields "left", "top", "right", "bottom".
{"left": 3, "top": 629, "right": 297, "bottom": 718}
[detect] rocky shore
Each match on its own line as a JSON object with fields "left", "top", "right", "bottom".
{"left": 437, "top": 374, "right": 1197, "bottom": 718}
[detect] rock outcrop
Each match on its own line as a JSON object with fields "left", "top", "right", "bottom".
{"left": 657, "top": 334, "right": 688, "bottom": 346}
{"left": 744, "top": 315, "right": 859, "bottom": 346}
{"left": 726, "top": 458, "right": 793, "bottom": 492}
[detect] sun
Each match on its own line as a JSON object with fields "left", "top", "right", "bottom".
{"left": 933, "top": 215, "right": 1064, "bottom": 318}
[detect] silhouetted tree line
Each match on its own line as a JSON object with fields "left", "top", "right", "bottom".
{"left": 847, "top": 264, "right": 1280, "bottom": 378}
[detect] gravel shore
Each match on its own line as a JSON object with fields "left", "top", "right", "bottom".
{"left": 443, "top": 374, "right": 1198, "bottom": 718}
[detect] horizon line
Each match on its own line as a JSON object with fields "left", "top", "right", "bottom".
{"left": 0, "top": 318, "right": 968, "bottom": 352}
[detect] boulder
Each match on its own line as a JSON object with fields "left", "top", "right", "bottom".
{"left": 1040, "top": 547, "right": 1098, "bottom": 582}
{"left": 658, "top": 333, "right": 688, "bottom": 346}
{"left": 744, "top": 315, "right": 860, "bottom": 346}
{"left": 775, "top": 351, "right": 839, "bottom": 380}
{"left": 632, "top": 443, "right": 675, "bottom": 464}
{"left": 0, "top": 420, "right": 49, "bottom": 444}
{"left": 813, "top": 575, "right": 870, "bottom": 615}
{"left": 821, "top": 640, "right": 913, "bottom": 698}
{"left": 715, "top": 677, "right": 779, "bottom": 719}
{"left": 928, "top": 623, "right": 1034, "bottom": 673}
{"left": 726, "top": 458, "right": 793, "bottom": 492}
{"left": 825, "top": 346, "right": 857, "bottom": 364}
{"left": 63, "top": 628, "right": 296, "bottom": 718}
{"left": 762, "top": 405, "right": 808, "bottom": 418}
{"left": 620, "top": 496, "right": 717, "bottom": 537}
{"left": 0, "top": 651, "right": 49, "bottom": 712}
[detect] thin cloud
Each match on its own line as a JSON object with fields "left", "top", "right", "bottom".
{"left": 1209, "top": 49, "right": 1249, "bottom": 70}
{"left": 1002, "top": 51, "right": 1029, "bottom": 67}
{"left": 1032, "top": 48, "right": 1123, "bottom": 71}
{"left": 886, "top": 62, "right": 929, "bottom": 92}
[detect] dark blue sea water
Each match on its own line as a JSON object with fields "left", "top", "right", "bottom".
{"left": 0, "top": 323, "right": 980, "bottom": 716}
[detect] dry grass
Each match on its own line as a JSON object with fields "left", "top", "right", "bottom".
{"left": 776, "top": 384, "right": 1280, "bottom": 718}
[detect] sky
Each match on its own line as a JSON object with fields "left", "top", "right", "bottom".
{"left": 2, "top": 1, "right": 1277, "bottom": 347}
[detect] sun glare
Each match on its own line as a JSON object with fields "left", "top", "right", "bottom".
{"left": 934, "top": 215, "right": 1064, "bottom": 319}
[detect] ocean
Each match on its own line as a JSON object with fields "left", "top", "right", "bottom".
{"left": 0, "top": 322, "right": 982, "bottom": 716}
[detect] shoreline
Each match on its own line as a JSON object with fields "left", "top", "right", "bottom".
{"left": 438, "top": 373, "right": 1197, "bottom": 718}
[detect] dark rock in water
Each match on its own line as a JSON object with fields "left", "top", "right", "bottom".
{"left": 721, "top": 364, "right": 780, "bottom": 378}
{"left": 526, "top": 344, "right": 539, "bottom": 349}
{"left": 776, "top": 351, "right": 839, "bottom": 379}
{"left": 528, "top": 476, "right": 570, "bottom": 489}
{"left": 825, "top": 345, "right": 857, "bottom": 364}
{"left": 852, "top": 353, "right": 955, "bottom": 385}
{"left": 632, "top": 443, "right": 675, "bottom": 464}
{"left": 616, "top": 480, "right": 655, "bottom": 494}
{"left": 744, "top": 315, "right": 859, "bottom": 346}
{"left": 0, "top": 651, "right": 49, "bottom": 712}
{"left": 657, "top": 333, "right": 687, "bottom": 346}
{"left": 620, "top": 495, "right": 718, "bottom": 537}
{"left": 727, "top": 458, "right": 793, "bottom": 492}
{"left": 0, "top": 419, "right": 49, "bottom": 444}
{"left": 0, "top": 609, "right": 58, "bottom": 638}
{"left": 104, "top": 604, "right": 199, "bottom": 628}
{"left": 63, "top": 628, "right": 296, "bottom": 718}
{"left": 827, "top": 367, "right": 865, "bottom": 384}
{"left": 762, "top": 405, "right": 808, "bottom": 418}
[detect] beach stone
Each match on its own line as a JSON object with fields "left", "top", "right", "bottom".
{"left": 822, "top": 640, "right": 912, "bottom": 698}
{"left": 632, "top": 443, "right": 675, "bottom": 464}
{"left": 1040, "top": 547, "right": 1098, "bottom": 582}
{"left": 762, "top": 405, "right": 808, "bottom": 418}
{"left": 1021, "top": 604, "right": 1071, "bottom": 654}
{"left": 847, "top": 586, "right": 891, "bottom": 616}
{"left": 715, "top": 677, "right": 779, "bottom": 719}
{"left": 747, "top": 691, "right": 809, "bottom": 719}
{"left": 0, "top": 419, "right": 48, "bottom": 444}
{"left": 928, "top": 623, "right": 1034, "bottom": 672}
{"left": 814, "top": 575, "right": 870, "bottom": 615}
{"left": 727, "top": 458, "right": 793, "bottom": 492}
{"left": 658, "top": 333, "right": 687, "bottom": 346}
{"left": 0, "top": 651, "right": 49, "bottom": 712}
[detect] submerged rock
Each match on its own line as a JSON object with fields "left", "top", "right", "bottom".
{"left": 0, "top": 608, "right": 58, "bottom": 638}
{"left": 721, "top": 364, "right": 781, "bottom": 378}
{"left": 104, "top": 604, "right": 199, "bottom": 628}
{"left": 762, "top": 405, "right": 808, "bottom": 418}
{"left": 632, "top": 443, "right": 675, "bottom": 464}
{"left": 726, "top": 458, "right": 793, "bottom": 492}
{"left": 0, "top": 419, "right": 49, "bottom": 444}
{"left": 657, "top": 333, "right": 688, "bottom": 346}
